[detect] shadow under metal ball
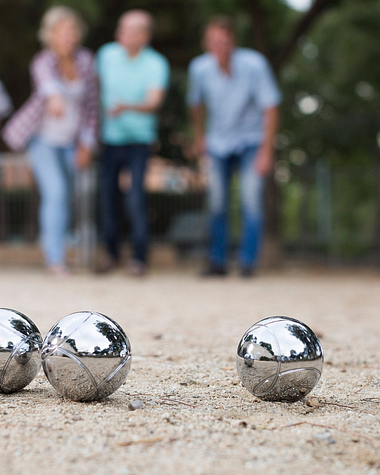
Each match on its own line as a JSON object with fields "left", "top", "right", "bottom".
{"left": 236, "top": 316, "right": 324, "bottom": 402}
{"left": 0, "top": 308, "right": 43, "bottom": 393}
{"left": 41, "top": 311, "right": 132, "bottom": 402}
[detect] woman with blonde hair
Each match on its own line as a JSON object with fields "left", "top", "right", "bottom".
{"left": 3, "top": 6, "right": 98, "bottom": 275}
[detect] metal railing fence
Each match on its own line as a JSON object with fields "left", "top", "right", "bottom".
{"left": 1, "top": 153, "right": 379, "bottom": 266}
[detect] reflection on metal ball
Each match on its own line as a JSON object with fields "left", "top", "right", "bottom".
{"left": 236, "top": 316, "right": 324, "bottom": 402}
{"left": 41, "top": 311, "right": 132, "bottom": 402}
{"left": 0, "top": 308, "right": 42, "bottom": 393}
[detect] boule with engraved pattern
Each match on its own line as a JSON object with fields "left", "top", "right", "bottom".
{"left": 0, "top": 308, "right": 42, "bottom": 393}
{"left": 41, "top": 311, "right": 131, "bottom": 401}
{"left": 236, "top": 316, "right": 323, "bottom": 402}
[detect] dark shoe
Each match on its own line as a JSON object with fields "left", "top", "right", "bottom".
{"left": 47, "top": 264, "right": 71, "bottom": 277}
{"left": 95, "top": 255, "right": 120, "bottom": 274}
{"left": 240, "top": 266, "right": 256, "bottom": 278}
{"left": 201, "top": 264, "right": 227, "bottom": 277}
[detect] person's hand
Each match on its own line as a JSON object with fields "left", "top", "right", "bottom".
{"left": 109, "top": 104, "right": 129, "bottom": 117}
{"left": 255, "top": 146, "right": 274, "bottom": 177}
{"left": 75, "top": 145, "right": 92, "bottom": 170}
{"left": 47, "top": 95, "right": 65, "bottom": 117}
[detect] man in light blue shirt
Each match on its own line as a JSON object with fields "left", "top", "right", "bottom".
{"left": 187, "top": 15, "right": 281, "bottom": 277}
{"left": 97, "top": 10, "right": 170, "bottom": 275}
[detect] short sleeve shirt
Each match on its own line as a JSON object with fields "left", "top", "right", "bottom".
{"left": 187, "top": 48, "right": 281, "bottom": 156}
{"left": 97, "top": 43, "right": 170, "bottom": 145}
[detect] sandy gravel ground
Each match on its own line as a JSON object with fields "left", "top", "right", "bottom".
{"left": 0, "top": 265, "right": 379, "bottom": 475}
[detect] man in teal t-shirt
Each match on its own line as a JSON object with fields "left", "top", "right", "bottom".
{"left": 96, "top": 10, "right": 170, "bottom": 275}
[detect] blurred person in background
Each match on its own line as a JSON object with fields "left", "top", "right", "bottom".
{"left": 188, "top": 15, "right": 281, "bottom": 278}
{"left": 96, "top": 10, "right": 169, "bottom": 277}
{"left": 0, "top": 80, "right": 13, "bottom": 125}
{"left": 2, "top": 6, "right": 98, "bottom": 276}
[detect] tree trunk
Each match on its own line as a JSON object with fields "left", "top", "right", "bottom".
{"left": 246, "top": 0, "right": 341, "bottom": 267}
{"left": 273, "top": 0, "right": 340, "bottom": 71}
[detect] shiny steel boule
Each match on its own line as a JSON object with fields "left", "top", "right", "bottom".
{"left": 0, "top": 308, "right": 42, "bottom": 393}
{"left": 42, "top": 311, "right": 132, "bottom": 401}
{"left": 236, "top": 316, "right": 323, "bottom": 402}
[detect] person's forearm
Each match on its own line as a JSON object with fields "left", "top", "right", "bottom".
{"left": 262, "top": 106, "right": 279, "bottom": 152}
{"left": 113, "top": 89, "right": 166, "bottom": 115}
{"left": 124, "top": 103, "right": 160, "bottom": 113}
{"left": 110, "top": 102, "right": 158, "bottom": 116}
{"left": 189, "top": 104, "right": 206, "bottom": 157}
{"left": 254, "top": 106, "right": 280, "bottom": 176}
{"left": 190, "top": 105, "right": 205, "bottom": 142}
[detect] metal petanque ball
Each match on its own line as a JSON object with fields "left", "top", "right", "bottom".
{"left": 0, "top": 308, "right": 42, "bottom": 393}
{"left": 236, "top": 316, "right": 324, "bottom": 402}
{"left": 41, "top": 311, "right": 132, "bottom": 402}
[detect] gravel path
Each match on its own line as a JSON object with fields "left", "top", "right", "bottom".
{"left": 0, "top": 266, "right": 379, "bottom": 475}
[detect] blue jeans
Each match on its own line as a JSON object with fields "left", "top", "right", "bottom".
{"left": 207, "top": 145, "right": 264, "bottom": 268}
{"left": 100, "top": 144, "right": 150, "bottom": 263}
{"left": 28, "top": 137, "right": 75, "bottom": 266}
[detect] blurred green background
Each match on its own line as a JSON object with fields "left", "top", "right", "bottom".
{"left": 1, "top": 0, "right": 380, "bottom": 263}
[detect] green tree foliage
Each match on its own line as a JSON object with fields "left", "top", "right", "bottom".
{"left": 279, "top": 0, "right": 380, "bottom": 167}
{"left": 2, "top": 0, "right": 376, "bottom": 162}
{"left": 1, "top": 0, "right": 379, "bottom": 256}
{"left": 276, "top": 0, "right": 380, "bottom": 258}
